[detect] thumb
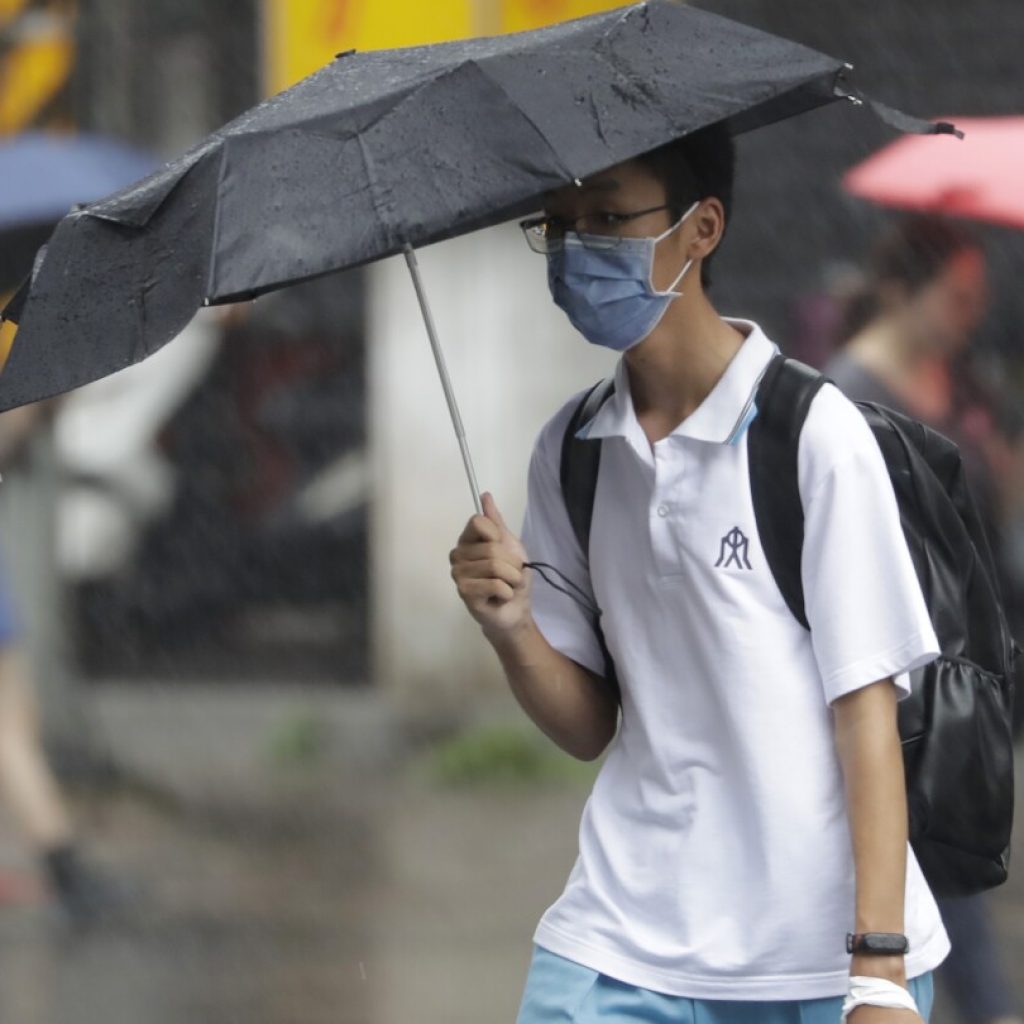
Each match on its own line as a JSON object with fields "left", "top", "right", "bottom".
{"left": 481, "top": 491, "right": 510, "bottom": 534}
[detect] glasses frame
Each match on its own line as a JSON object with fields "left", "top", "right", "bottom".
{"left": 519, "top": 203, "right": 676, "bottom": 254}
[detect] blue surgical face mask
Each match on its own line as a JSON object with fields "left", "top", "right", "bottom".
{"left": 547, "top": 201, "right": 700, "bottom": 352}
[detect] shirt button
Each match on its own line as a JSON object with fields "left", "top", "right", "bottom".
{"left": 657, "top": 505, "right": 670, "bottom": 518}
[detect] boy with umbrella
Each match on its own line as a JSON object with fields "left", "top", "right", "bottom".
{"left": 450, "top": 124, "right": 946, "bottom": 1023}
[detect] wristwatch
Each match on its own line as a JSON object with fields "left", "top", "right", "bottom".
{"left": 846, "top": 932, "right": 910, "bottom": 955}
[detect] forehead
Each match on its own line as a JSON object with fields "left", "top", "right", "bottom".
{"left": 544, "top": 158, "right": 665, "bottom": 210}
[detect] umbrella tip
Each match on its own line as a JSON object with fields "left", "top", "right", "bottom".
{"left": 934, "top": 121, "right": 966, "bottom": 140}
{"left": 573, "top": 177, "right": 583, "bottom": 188}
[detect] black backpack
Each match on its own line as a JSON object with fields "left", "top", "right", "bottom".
{"left": 560, "top": 352, "right": 1016, "bottom": 897}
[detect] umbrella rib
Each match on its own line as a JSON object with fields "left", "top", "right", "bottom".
{"left": 339, "top": 61, "right": 577, "bottom": 246}
{"left": 465, "top": 59, "right": 576, "bottom": 182}
{"left": 353, "top": 132, "right": 398, "bottom": 251}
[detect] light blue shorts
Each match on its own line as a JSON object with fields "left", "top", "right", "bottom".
{"left": 516, "top": 945, "right": 934, "bottom": 1023}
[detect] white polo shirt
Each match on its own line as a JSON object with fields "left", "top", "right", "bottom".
{"left": 520, "top": 319, "right": 949, "bottom": 1001}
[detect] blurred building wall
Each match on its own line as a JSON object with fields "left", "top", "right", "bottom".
{"left": 368, "top": 225, "right": 614, "bottom": 712}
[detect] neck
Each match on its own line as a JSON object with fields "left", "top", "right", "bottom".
{"left": 847, "top": 318, "right": 945, "bottom": 375}
{"left": 846, "top": 318, "right": 952, "bottom": 420}
{"left": 624, "top": 287, "right": 745, "bottom": 442}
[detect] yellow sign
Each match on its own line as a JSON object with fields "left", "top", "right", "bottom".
{"left": 264, "top": 0, "right": 473, "bottom": 96}
{"left": 0, "top": 0, "right": 31, "bottom": 22}
{"left": 0, "top": 312, "right": 17, "bottom": 369}
{"left": 0, "top": 35, "right": 74, "bottom": 133}
{"left": 263, "top": 0, "right": 630, "bottom": 95}
{"left": 501, "top": 0, "right": 624, "bottom": 34}
{"left": 0, "top": 0, "right": 75, "bottom": 134}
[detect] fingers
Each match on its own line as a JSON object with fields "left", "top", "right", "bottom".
{"left": 449, "top": 541, "right": 523, "bottom": 568}
{"left": 451, "top": 555, "right": 524, "bottom": 591}
{"left": 455, "top": 492, "right": 520, "bottom": 552}
{"left": 481, "top": 491, "right": 509, "bottom": 533}
{"left": 458, "top": 512, "right": 501, "bottom": 546}
{"left": 452, "top": 494, "right": 530, "bottom": 621}
{"left": 454, "top": 577, "right": 516, "bottom": 606}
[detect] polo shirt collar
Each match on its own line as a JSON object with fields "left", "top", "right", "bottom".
{"left": 578, "top": 319, "right": 778, "bottom": 447}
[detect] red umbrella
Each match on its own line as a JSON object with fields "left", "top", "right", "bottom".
{"left": 843, "top": 115, "right": 1024, "bottom": 229}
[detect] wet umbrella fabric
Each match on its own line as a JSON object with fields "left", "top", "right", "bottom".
{"left": 843, "top": 115, "right": 1024, "bottom": 229}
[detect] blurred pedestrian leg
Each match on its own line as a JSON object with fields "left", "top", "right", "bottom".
{"left": 0, "top": 641, "right": 124, "bottom": 928}
{"left": 0, "top": 648, "right": 74, "bottom": 849}
{"left": 0, "top": 407, "right": 124, "bottom": 929}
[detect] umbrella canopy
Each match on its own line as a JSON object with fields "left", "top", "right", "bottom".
{"left": 843, "top": 115, "right": 1024, "bottom": 228}
{"left": 1, "top": 0, "right": 948, "bottom": 414}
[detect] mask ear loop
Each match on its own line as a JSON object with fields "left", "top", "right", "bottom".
{"left": 666, "top": 256, "right": 695, "bottom": 294}
{"left": 651, "top": 199, "right": 701, "bottom": 296}
{"left": 654, "top": 199, "right": 701, "bottom": 244}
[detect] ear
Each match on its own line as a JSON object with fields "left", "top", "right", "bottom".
{"left": 686, "top": 198, "right": 726, "bottom": 263}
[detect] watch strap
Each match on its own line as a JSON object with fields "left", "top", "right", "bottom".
{"left": 846, "top": 932, "right": 910, "bottom": 955}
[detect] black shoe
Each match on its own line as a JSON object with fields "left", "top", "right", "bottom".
{"left": 43, "top": 844, "right": 132, "bottom": 931}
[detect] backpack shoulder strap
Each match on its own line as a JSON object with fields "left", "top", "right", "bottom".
{"left": 748, "top": 354, "right": 828, "bottom": 630}
{"left": 559, "top": 379, "right": 621, "bottom": 702}
{"left": 560, "top": 378, "right": 615, "bottom": 558}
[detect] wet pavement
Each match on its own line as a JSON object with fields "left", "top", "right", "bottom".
{"left": 0, "top": 786, "right": 380, "bottom": 1023}
{"left": 0, "top": 687, "right": 1020, "bottom": 1024}
{"left": 0, "top": 685, "right": 591, "bottom": 1024}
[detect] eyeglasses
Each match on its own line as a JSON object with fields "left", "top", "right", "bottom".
{"left": 519, "top": 204, "right": 675, "bottom": 254}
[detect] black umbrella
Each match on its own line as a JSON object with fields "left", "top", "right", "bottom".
{"left": 0, "top": 0, "right": 954, "bottom": 510}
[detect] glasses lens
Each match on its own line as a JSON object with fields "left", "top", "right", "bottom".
{"left": 522, "top": 220, "right": 561, "bottom": 254}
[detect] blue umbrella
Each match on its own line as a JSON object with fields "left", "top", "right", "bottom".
{"left": 0, "top": 131, "right": 158, "bottom": 231}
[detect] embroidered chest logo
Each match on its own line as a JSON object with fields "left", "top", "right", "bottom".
{"left": 715, "top": 527, "right": 752, "bottom": 570}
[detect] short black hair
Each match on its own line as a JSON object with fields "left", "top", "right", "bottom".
{"left": 634, "top": 122, "right": 736, "bottom": 288}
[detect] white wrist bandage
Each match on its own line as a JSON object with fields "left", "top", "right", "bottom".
{"left": 841, "top": 976, "right": 919, "bottom": 1020}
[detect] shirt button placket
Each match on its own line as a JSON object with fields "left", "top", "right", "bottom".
{"left": 651, "top": 446, "right": 679, "bottom": 575}
{"left": 651, "top": 497, "right": 675, "bottom": 575}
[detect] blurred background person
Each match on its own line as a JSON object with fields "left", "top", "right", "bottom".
{"left": 0, "top": 402, "right": 117, "bottom": 928}
{"left": 825, "top": 214, "right": 1024, "bottom": 1024}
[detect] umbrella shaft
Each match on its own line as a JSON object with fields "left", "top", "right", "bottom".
{"left": 403, "top": 244, "right": 482, "bottom": 516}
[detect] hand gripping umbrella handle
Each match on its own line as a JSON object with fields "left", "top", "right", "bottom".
{"left": 403, "top": 244, "right": 483, "bottom": 516}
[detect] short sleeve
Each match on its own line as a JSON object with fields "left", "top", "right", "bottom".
{"left": 799, "top": 385, "right": 939, "bottom": 705}
{"left": 521, "top": 397, "right": 606, "bottom": 677}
